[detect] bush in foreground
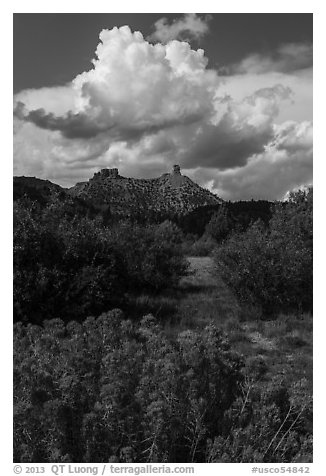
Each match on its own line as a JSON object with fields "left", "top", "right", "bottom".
{"left": 14, "top": 313, "right": 312, "bottom": 463}
{"left": 14, "top": 312, "right": 242, "bottom": 463}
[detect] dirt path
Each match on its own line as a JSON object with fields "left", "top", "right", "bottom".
{"left": 180, "top": 257, "right": 218, "bottom": 288}
{"left": 175, "top": 257, "right": 276, "bottom": 352}
{"left": 170, "top": 256, "right": 240, "bottom": 329}
{"left": 243, "top": 327, "right": 277, "bottom": 351}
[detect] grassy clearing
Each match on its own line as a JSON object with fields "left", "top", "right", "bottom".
{"left": 124, "top": 256, "right": 312, "bottom": 394}
{"left": 170, "top": 256, "right": 241, "bottom": 328}
{"left": 138, "top": 256, "right": 313, "bottom": 394}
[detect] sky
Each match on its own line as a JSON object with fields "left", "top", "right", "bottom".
{"left": 13, "top": 13, "right": 313, "bottom": 200}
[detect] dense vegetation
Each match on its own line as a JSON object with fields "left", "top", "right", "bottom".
{"left": 214, "top": 189, "right": 313, "bottom": 316}
{"left": 14, "top": 198, "right": 187, "bottom": 324}
{"left": 13, "top": 187, "right": 313, "bottom": 463}
{"left": 14, "top": 312, "right": 312, "bottom": 463}
{"left": 178, "top": 200, "right": 273, "bottom": 237}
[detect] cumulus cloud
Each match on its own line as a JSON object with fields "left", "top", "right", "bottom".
{"left": 217, "top": 41, "right": 313, "bottom": 129}
{"left": 14, "top": 26, "right": 217, "bottom": 140}
{"left": 147, "top": 13, "right": 212, "bottom": 43}
{"left": 13, "top": 23, "right": 312, "bottom": 199}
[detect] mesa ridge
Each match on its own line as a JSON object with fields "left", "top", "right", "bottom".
{"left": 68, "top": 165, "right": 223, "bottom": 217}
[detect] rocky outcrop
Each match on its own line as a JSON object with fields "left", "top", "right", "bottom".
{"left": 68, "top": 165, "right": 223, "bottom": 217}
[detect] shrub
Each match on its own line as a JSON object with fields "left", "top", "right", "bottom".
{"left": 14, "top": 200, "right": 124, "bottom": 323}
{"left": 205, "top": 204, "right": 234, "bottom": 242}
{"left": 14, "top": 314, "right": 312, "bottom": 463}
{"left": 14, "top": 199, "right": 188, "bottom": 324}
{"left": 14, "top": 313, "right": 243, "bottom": 463}
{"left": 206, "top": 378, "right": 312, "bottom": 463}
{"left": 110, "top": 221, "right": 187, "bottom": 293}
{"left": 180, "top": 235, "right": 217, "bottom": 257}
{"left": 213, "top": 189, "right": 312, "bottom": 315}
{"left": 154, "top": 220, "right": 184, "bottom": 246}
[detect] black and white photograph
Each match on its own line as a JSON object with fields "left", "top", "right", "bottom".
{"left": 12, "top": 9, "right": 313, "bottom": 467}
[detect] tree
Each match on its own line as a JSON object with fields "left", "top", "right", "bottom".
{"left": 14, "top": 199, "right": 188, "bottom": 324}
{"left": 213, "top": 189, "right": 313, "bottom": 315}
{"left": 205, "top": 204, "right": 234, "bottom": 242}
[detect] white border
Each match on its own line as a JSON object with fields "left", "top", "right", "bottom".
{"left": 3, "top": 2, "right": 323, "bottom": 475}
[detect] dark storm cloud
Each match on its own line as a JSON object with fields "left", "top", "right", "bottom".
{"left": 179, "top": 122, "right": 274, "bottom": 170}
{"left": 188, "top": 119, "right": 313, "bottom": 201}
{"left": 14, "top": 101, "right": 113, "bottom": 139}
{"left": 14, "top": 100, "right": 206, "bottom": 141}
{"left": 177, "top": 85, "right": 292, "bottom": 170}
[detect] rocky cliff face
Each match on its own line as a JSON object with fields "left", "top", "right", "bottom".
{"left": 68, "top": 165, "right": 222, "bottom": 217}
